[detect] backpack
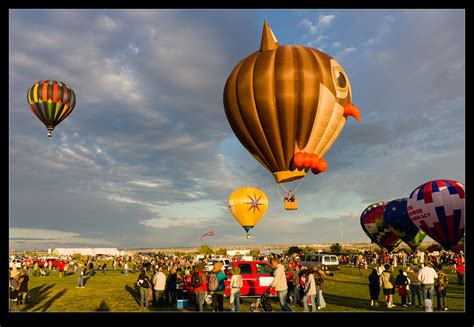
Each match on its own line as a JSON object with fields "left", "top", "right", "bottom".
{"left": 191, "top": 271, "right": 202, "bottom": 288}
{"left": 208, "top": 272, "right": 219, "bottom": 292}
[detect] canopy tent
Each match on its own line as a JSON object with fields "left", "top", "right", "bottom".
{"left": 52, "top": 248, "right": 121, "bottom": 256}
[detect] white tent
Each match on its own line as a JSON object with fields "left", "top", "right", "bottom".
{"left": 52, "top": 248, "right": 120, "bottom": 256}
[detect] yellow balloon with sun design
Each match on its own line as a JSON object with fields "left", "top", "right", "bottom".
{"left": 228, "top": 187, "right": 268, "bottom": 238}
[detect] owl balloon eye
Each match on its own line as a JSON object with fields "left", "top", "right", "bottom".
{"left": 333, "top": 68, "right": 348, "bottom": 91}
{"left": 336, "top": 70, "right": 347, "bottom": 88}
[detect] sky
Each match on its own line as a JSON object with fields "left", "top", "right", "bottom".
{"left": 9, "top": 9, "right": 465, "bottom": 250}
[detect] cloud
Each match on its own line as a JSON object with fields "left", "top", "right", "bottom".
{"left": 9, "top": 228, "right": 113, "bottom": 249}
{"left": 9, "top": 10, "right": 464, "bottom": 249}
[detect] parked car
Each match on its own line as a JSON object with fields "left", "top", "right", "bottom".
{"left": 184, "top": 260, "right": 294, "bottom": 300}
{"left": 9, "top": 258, "right": 22, "bottom": 269}
{"left": 204, "top": 258, "right": 231, "bottom": 272}
{"left": 299, "top": 253, "right": 340, "bottom": 275}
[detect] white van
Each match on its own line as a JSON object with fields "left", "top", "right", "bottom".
{"left": 300, "top": 253, "right": 340, "bottom": 275}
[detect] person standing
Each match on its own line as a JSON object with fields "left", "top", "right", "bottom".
{"left": 368, "top": 268, "right": 380, "bottom": 306}
{"left": 303, "top": 266, "right": 317, "bottom": 312}
{"left": 124, "top": 262, "right": 129, "bottom": 276}
{"left": 315, "top": 268, "right": 326, "bottom": 309}
{"left": 17, "top": 270, "right": 29, "bottom": 306}
{"left": 9, "top": 270, "right": 21, "bottom": 312}
{"left": 209, "top": 262, "right": 227, "bottom": 312}
{"left": 406, "top": 264, "right": 422, "bottom": 308}
{"left": 455, "top": 255, "right": 464, "bottom": 286}
{"left": 269, "top": 258, "right": 293, "bottom": 312}
{"left": 33, "top": 261, "right": 39, "bottom": 277}
{"left": 229, "top": 266, "right": 243, "bottom": 312}
{"left": 152, "top": 266, "right": 167, "bottom": 307}
{"left": 395, "top": 269, "right": 409, "bottom": 307}
{"left": 136, "top": 270, "right": 152, "bottom": 311}
{"left": 76, "top": 263, "right": 85, "bottom": 288}
{"left": 418, "top": 262, "right": 438, "bottom": 307}
{"left": 193, "top": 262, "right": 208, "bottom": 312}
{"left": 166, "top": 268, "right": 178, "bottom": 306}
{"left": 290, "top": 265, "right": 301, "bottom": 306}
{"left": 434, "top": 265, "right": 449, "bottom": 311}
{"left": 379, "top": 264, "right": 396, "bottom": 308}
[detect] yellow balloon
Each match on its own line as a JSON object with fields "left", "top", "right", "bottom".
{"left": 228, "top": 187, "right": 268, "bottom": 236}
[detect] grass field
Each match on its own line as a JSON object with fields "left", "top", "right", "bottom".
{"left": 14, "top": 265, "right": 464, "bottom": 312}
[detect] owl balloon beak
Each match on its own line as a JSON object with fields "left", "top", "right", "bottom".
{"left": 344, "top": 103, "right": 361, "bottom": 122}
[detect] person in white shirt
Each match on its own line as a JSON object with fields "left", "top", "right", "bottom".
{"left": 269, "top": 258, "right": 293, "bottom": 312}
{"left": 152, "top": 266, "right": 167, "bottom": 307}
{"left": 229, "top": 266, "right": 243, "bottom": 312}
{"left": 418, "top": 262, "right": 438, "bottom": 304}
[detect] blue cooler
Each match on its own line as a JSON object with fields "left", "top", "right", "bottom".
{"left": 177, "top": 299, "right": 188, "bottom": 308}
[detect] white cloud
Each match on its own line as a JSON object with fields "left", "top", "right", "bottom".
{"left": 319, "top": 14, "right": 335, "bottom": 26}
{"left": 9, "top": 228, "right": 113, "bottom": 247}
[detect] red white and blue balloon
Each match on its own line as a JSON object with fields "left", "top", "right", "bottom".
{"left": 407, "top": 179, "right": 465, "bottom": 250}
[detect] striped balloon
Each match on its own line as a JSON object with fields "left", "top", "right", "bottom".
{"left": 27, "top": 80, "right": 76, "bottom": 137}
{"left": 407, "top": 179, "right": 465, "bottom": 250}
{"left": 383, "top": 198, "right": 426, "bottom": 251}
{"left": 361, "top": 201, "right": 401, "bottom": 252}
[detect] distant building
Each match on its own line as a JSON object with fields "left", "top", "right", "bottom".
{"left": 226, "top": 249, "right": 250, "bottom": 256}
{"left": 52, "top": 248, "right": 124, "bottom": 256}
{"left": 260, "top": 249, "right": 284, "bottom": 255}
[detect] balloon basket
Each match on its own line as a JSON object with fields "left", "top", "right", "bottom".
{"left": 284, "top": 199, "right": 298, "bottom": 210}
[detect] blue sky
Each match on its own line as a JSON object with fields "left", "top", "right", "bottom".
{"left": 9, "top": 9, "right": 465, "bottom": 250}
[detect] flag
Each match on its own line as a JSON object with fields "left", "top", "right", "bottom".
{"left": 198, "top": 230, "right": 215, "bottom": 241}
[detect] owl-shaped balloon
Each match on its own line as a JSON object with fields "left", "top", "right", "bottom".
{"left": 223, "top": 20, "right": 360, "bottom": 184}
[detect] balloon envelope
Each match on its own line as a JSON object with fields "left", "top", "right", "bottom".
{"left": 228, "top": 187, "right": 268, "bottom": 236}
{"left": 223, "top": 21, "right": 360, "bottom": 184}
{"left": 407, "top": 179, "right": 465, "bottom": 250}
{"left": 383, "top": 198, "right": 426, "bottom": 251}
{"left": 27, "top": 80, "right": 76, "bottom": 137}
{"left": 361, "top": 201, "right": 401, "bottom": 251}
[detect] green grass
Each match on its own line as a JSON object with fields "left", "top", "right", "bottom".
{"left": 16, "top": 266, "right": 464, "bottom": 312}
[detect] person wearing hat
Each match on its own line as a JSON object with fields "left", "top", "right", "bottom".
{"left": 9, "top": 270, "right": 21, "bottom": 312}
{"left": 209, "top": 262, "right": 228, "bottom": 312}
{"left": 229, "top": 266, "right": 243, "bottom": 312}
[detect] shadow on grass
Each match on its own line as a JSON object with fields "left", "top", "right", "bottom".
{"left": 33, "top": 288, "right": 67, "bottom": 312}
{"left": 323, "top": 293, "right": 391, "bottom": 312}
{"left": 20, "top": 283, "right": 56, "bottom": 312}
{"left": 125, "top": 285, "right": 140, "bottom": 306}
{"left": 96, "top": 300, "right": 111, "bottom": 311}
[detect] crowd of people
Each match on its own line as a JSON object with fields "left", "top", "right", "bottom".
{"left": 8, "top": 249, "right": 464, "bottom": 312}
{"left": 366, "top": 251, "right": 464, "bottom": 311}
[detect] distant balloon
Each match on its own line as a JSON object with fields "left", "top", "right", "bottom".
{"left": 360, "top": 201, "right": 401, "bottom": 252}
{"left": 27, "top": 80, "right": 76, "bottom": 137}
{"left": 228, "top": 187, "right": 268, "bottom": 238}
{"left": 407, "top": 179, "right": 465, "bottom": 250}
{"left": 383, "top": 198, "right": 426, "bottom": 251}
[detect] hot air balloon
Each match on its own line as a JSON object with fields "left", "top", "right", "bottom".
{"left": 383, "top": 198, "right": 426, "bottom": 251}
{"left": 407, "top": 179, "right": 465, "bottom": 250}
{"left": 27, "top": 80, "right": 76, "bottom": 137}
{"left": 360, "top": 201, "right": 401, "bottom": 252}
{"left": 223, "top": 21, "right": 360, "bottom": 209}
{"left": 228, "top": 187, "right": 268, "bottom": 238}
